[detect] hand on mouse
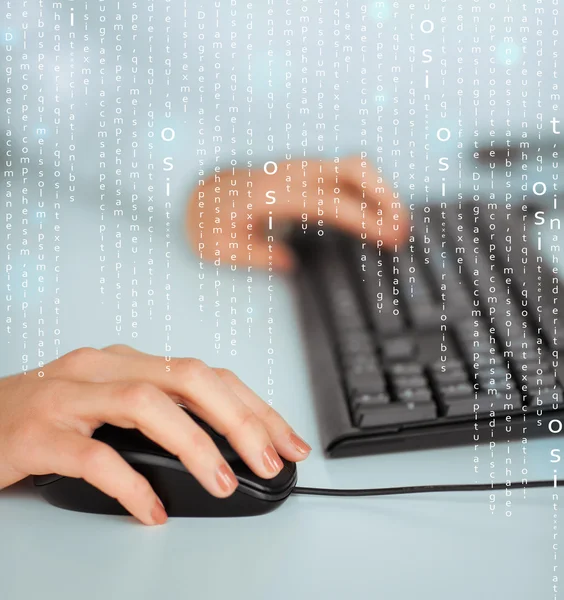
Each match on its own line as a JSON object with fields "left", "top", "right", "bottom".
{"left": 186, "top": 156, "right": 407, "bottom": 271}
{"left": 0, "top": 345, "right": 311, "bottom": 526}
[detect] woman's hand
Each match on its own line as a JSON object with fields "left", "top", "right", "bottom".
{"left": 0, "top": 345, "right": 311, "bottom": 525}
{"left": 186, "top": 156, "right": 407, "bottom": 270}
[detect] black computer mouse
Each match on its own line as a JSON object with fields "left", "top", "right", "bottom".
{"left": 34, "top": 408, "right": 298, "bottom": 518}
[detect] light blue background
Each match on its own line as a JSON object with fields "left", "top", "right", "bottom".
{"left": 1, "top": 1, "right": 563, "bottom": 598}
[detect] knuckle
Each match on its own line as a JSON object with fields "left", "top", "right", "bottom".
{"left": 127, "top": 474, "right": 153, "bottom": 503}
{"left": 59, "top": 347, "right": 101, "bottom": 373}
{"left": 103, "top": 344, "right": 132, "bottom": 354}
{"left": 119, "top": 382, "right": 155, "bottom": 412}
{"left": 215, "top": 367, "right": 237, "bottom": 383}
{"left": 187, "top": 427, "right": 215, "bottom": 457}
{"left": 255, "top": 403, "right": 291, "bottom": 438}
{"left": 82, "top": 443, "right": 113, "bottom": 474}
{"left": 236, "top": 405, "right": 261, "bottom": 432}
{"left": 173, "top": 358, "right": 209, "bottom": 382}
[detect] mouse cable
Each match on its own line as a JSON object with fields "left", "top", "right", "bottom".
{"left": 292, "top": 479, "right": 563, "bottom": 497}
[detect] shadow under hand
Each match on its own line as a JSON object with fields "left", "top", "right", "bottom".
{"left": 0, "top": 476, "right": 36, "bottom": 499}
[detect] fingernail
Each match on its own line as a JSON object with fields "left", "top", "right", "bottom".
{"left": 151, "top": 498, "right": 168, "bottom": 525}
{"left": 216, "top": 463, "right": 238, "bottom": 493}
{"left": 289, "top": 432, "right": 311, "bottom": 455}
{"left": 263, "top": 445, "right": 284, "bottom": 474}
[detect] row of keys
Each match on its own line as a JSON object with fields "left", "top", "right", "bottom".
{"left": 302, "top": 204, "right": 564, "bottom": 430}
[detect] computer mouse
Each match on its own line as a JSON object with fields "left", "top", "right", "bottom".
{"left": 34, "top": 407, "right": 298, "bottom": 518}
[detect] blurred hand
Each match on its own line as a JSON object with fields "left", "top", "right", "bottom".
{"left": 186, "top": 156, "right": 407, "bottom": 270}
{"left": 0, "top": 345, "right": 311, "bottom": 525}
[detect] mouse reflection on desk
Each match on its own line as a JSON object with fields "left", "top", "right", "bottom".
{"left": 34, "top": 409, "right": 298, "bottom": 518}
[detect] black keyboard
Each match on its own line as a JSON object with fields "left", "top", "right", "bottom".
{"left": 291, "top": 201, "right": 564, "bottom": 457}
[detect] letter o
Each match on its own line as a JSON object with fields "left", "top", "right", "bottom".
{"left": 533, "top": 182, "right": 547, "bottom": 196}
{"left": 161, "top": 127, "right": 175, "bottom": 141}
{"left": 420, "top": 20, "right": 434, "bottom": 33}
{"left": 437, "top": 128, "right": 451, "bottom": 141}
{"left": 264, "top": 161, "right": 278, "bottom": 175}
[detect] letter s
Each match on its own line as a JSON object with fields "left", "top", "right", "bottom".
{"left": 438, "top": 157, "right": 449, "bottom": 171}
{"left": 534, "top": 211, "right": 545, "bottom": 226}
{"left": 422, "top": 49, "right": 432, "bottom": 63}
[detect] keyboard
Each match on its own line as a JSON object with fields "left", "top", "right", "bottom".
{"left": 291, "top": 201, "right": 564, "bottom": 457}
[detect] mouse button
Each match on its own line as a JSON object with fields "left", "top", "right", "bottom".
{"left": 34, "top": 473, "right": 63, "bottom": 486}
{"left": 92, "top": 425, "right": 170, "bottom": 457}
{"left": 232, "top": 457, "right": 297, "bottom": 496}
{"left": 180, "top": 409, "right": 240, "bottom": 461}
{"left": 213, "top": 439, "right": 240, "bottom": 463}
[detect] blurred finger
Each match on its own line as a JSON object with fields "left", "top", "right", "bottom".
{"left": 339, "top": 157, "right": 407, "bottom": 243}
{"left": 217, "top": 236, "right": 295, "bottom": 272}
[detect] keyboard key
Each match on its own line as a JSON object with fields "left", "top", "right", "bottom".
{"left": 439, "top": 382, "right": 474, "bottom": 398}
{"left": 529, "top": 386, "right": 563, "bottom": 408}
{"left": 391, "top": 248, "right": 445, "bottom": 329}
{"left": 351, "top": 392, "right": 390, "bottom": 411}
{"left": 445, "top": 398, "right": 479, "bottom": 417}
{"left": 392, "top": 375, "right": 428, "bottom": 390}
{"left": 389, "top": 362, "right": 424, "bottom": 377}
{"left": 410, "top": 304, "right": 444, "bottom": 329}
{"left": 475, "top": 392, "right": 523, "bottom": 413}
{"left": 355, "top": 248, "right": 407, "bottom": 338}
{"left": 381, "top": 337, "right": 416, "bottom": 362}
{"left": 345, "top": 361, "right": 379, "bottom": 375}
{"left": 338, "top": 332, "right": 374, "bottom": 355}
{"left": 355, "top": 401, "right": 437, "bottom": 428}
{"left": 430, "top": 368, "right": 468, "bottom": 386}
{"left": 430, "top": 358, "right": 466, "bottom": 373}
{"left": 529, "top": 374, "right": 557, "bottom": 390}
{"left": 397, "top": 388, "right": 433, "bottom": 403}
{"left": 345, "top": 371, "right": 387, "bottom": 396}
